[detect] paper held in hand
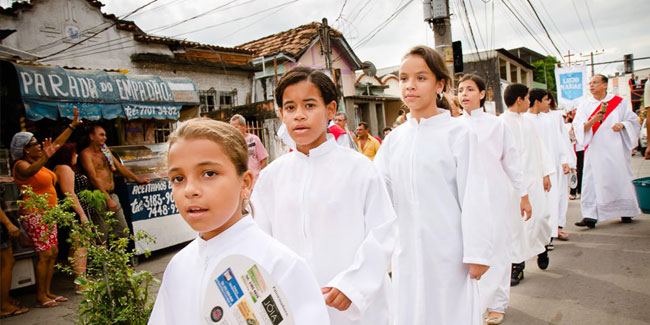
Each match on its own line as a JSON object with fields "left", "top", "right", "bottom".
{"left": 202, "top": 255, "right": 294, "bottom": 325}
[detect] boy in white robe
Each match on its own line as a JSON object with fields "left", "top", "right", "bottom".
{"left": 374, "top": 46, "right": 492, "bottom": 325}
{"left": 525, "top": 89, "right": 571, "bottom": 242}
{"left": 150, "top": 119, "right": 329, "bottom": 324}
{"left": 500, "top": 84, "right": 555, "bottom": 286}
{"left": 573, "top": 74, "right": 641, "bottom": 227}
{"left": 457, "top": 75, "right": 531, "bottom": 325}
{"left": 252, "top": 67, "right": 397, "bottom": 325}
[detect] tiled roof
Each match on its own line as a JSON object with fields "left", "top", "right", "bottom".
{"left": 237, "top": 22, "right": 342, "bottom": 58}
{"left": 1, "top": 0, "right": 251, "bottom": 55}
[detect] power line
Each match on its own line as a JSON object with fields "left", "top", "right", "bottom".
{"left": 146, "top": 0, "right": 242, "bottom": 34}
{"left": 334, "top": 0, "right": 348, "bottom": 24}
{"left": 467, "top": 0, "right": 487, "bottom": 50}
{"left": 170, "top": 0, "right": 298, "bottom": 38}
{"left": 583, "top": 0, "right": 604, "bottom": 49}
{"left": 35, "top": 0, "right": 159, "bottom": 62}
{"left": 459, "top": 0, "right": 492, "bottom": 83}
{"left": 352, "top": 0, "right": 414, "bottom": 49}
{"left": 40, "top": 0, "right": 263, "bottom": 62}
{"left": 27, "top": 0, "right": 179, "bottom": 53}
{"left": 500, "top": 0, "right": 554, "bottom": 57}
{"left": 525, "top": 0, "right": 565, "bottom": 61}
{"left": 535, "top": 0, "right": 572, "bottom": 52}
{"left": 571, "top": 0, "right": 597, "bottom": 49}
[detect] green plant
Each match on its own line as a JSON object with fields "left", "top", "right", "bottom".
{"left": 19, "top": 187, "right": 159, "bottom": 325}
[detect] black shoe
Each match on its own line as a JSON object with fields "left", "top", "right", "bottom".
{"left": 575, "top": 219, "right": 596, "bottom": 228}
{"left": 537, "top": 248, "right": 549, "bottom": 270}
{"left": 621, "top": 217, "right": 633, "bottom": 223}
{"left": 511, "top": 262, "right": 525, "bottom": 286}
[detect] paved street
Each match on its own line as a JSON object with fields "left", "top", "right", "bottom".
{"left": 4, "top": 156, "right": 650, "bottom": 324}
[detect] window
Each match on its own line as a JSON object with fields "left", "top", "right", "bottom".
{"left": 154, "top": 122, "right": 173, "bottom": 143}
{"left": 499, "top": 58, "right": 507, "bottom": 81}
{"left": 511, "top": 64, "right": 518, "bottom": 83}
{"left": 521, "top": 70, "right": 529, "bottom": 85}
{"left": 219, "top": 90, "right": 236, "bottom": 110}
{"left": 199, "top": 89, "right": 217, "bottom": 113}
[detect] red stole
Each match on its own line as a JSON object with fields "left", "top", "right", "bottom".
{"left": 588, "top": 95, "right": 623, "bottom": 135}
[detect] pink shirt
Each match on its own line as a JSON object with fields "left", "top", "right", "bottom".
{"left": 245, "top": 133, "right": 269, "bottom": 179}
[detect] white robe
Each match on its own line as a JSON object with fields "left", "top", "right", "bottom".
{"left": 500, "top": 110, "right": 555, "bottom": 263}
{"left": 459, "top": 110, "right": 526, "bottom": 314}
{"left": 374, "top": 111, "right": 491, "bottom": 325}
{"left": 573, "top": 94, "right": 641, "bottom": 220}
{"left": 251, "top": 137, "right": 397, "bottom": 325}
{"left": 148, "top": 215, "right": 329, "bottom": 325}
{"left": 524, "top": 111, "right": 569, "bottom": 237}
{"left": 558, "top": 119, "right": 578, "bottom": 228}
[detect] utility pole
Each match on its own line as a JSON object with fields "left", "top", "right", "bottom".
{"left": 580, "top": 49, "right": 605, "bottom": 75}
{"left": 321, "top": 18, "right": 332, "bottom": 70}
{"left": 424, "top": 0, "right": 454, "bottom": 82}
{"left": 563, "top": 50, "right": 575, "bottom": 66}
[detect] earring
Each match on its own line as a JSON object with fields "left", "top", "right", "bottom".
{"left": 437, "top": 92, "right": 443, "bottom": 101}
{"left": 241, "top": 195, "right": 250, "bottom": 215}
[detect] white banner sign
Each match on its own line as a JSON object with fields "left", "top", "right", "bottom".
{"left": 555, "top": 65, "right": 589, "bottom": 109}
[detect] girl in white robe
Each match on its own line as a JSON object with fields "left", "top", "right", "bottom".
{"left": 251, "top": 67, "right": 397, "bottom": 325}
{"left": 373, "top": 46, "right": 492, "bottom": 325}
{"left": 457, "top": 75, "right": 531, "bottom": 325}
{"left": 500, "top": 84, "right": 555, "bottom": 284}
{"left": 149, "top": 118, "right": 329, "bottom": 324}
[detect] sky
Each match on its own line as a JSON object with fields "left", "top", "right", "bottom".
{"left": 3, "top": 0, "right": 649, "bottom": 76}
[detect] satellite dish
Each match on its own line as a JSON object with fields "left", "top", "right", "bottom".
{"left": 362, "top": 61, "right": 377, "bottom": 77}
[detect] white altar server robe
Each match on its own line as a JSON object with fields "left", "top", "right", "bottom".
{"left": 149, "top": 215, "right": 329, "bottom": 325}
{"left": 573, "top": 94, "right": 641, "bottom": 220}
{"left": 251, "top": 137, "right": 397, "bottom": 325}
{"left": 459, "top": 109, "right": 526, "bottom": 313}
{"left": 524, "top": 111, "right": 569, "bottom": 236}
{"left": 501, "top": 111, "right": 555, "bottom": 263}
{"left": 374, "top": 111, "right": 491, "bottom": 325}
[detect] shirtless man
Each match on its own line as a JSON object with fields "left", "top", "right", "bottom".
{"left": 80, "top": 125, "right": 149, "bottom": 239}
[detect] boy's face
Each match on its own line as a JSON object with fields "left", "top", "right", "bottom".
{"left": 168, "top": 138, "right": 252, "bottom": 240}
{"left": 279, "top": 80, "right": 336, "bottom": 155}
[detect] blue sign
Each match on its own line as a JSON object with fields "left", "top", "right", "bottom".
{"left": 13, "top": 64, "right": 199, "bottom": 121}
{"left": 559, "top": 72, "right": 584, "bottom": 101}
{"left": 216, "top": 268, "right": 244, "bottom": 307}
{"left": 127, "top": 180, "right": 179, "bottom": 222}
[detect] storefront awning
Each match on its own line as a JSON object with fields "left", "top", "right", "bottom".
{"left": 13, "top": 64, "right": 200, "bottom": 121}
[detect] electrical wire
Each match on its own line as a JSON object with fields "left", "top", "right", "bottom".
{"left": 536, "top": 0, "right": 572, "bottom": 52}
{"left": 352, "top": 0, "right": 414, "bottom": 49}
{"left": 500, "top": 0, "right": 554, "bottom": 56}
{"left": 35, "top": 0, "right": 160, "bottom": 62}
{"left": 170, "top": 0, "right": 298, "bottom": 38}
{"left": 467, "top": 0, "right": 487, "bottom": 50}
{"left": 39, "top": 0, "right": 266, "bottom": 62}
{"left": 571, "top": 0, "right": 597, "bottom": 49}
{"left": 583, "top": 0, "right": 604, "bottom": 49}
{"left": 525, "top": 0, "right": 565, "bottom": 61}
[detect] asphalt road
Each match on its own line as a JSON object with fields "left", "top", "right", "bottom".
{"left": 4, "top": 156, "right": 650, "bottom": 324}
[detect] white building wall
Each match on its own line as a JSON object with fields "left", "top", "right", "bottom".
{"left": 0, "top": 0, "right": 252, "bottom": 105}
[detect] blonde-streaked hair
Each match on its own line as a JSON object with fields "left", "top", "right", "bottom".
{"left": 167, "top": 118, "right": 248, "bottom": 176}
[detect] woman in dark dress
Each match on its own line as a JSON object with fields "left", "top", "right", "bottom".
{"left": 49, "top": 143, "right": 92, "bottom": 291}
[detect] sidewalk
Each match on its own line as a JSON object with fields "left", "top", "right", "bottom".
{"left": 4, "top": 156, "right": 650, "bottom": 324}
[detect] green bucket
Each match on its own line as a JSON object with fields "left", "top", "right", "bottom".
{"left": 633, "top": 177, "right": 650, "bottom": 214}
